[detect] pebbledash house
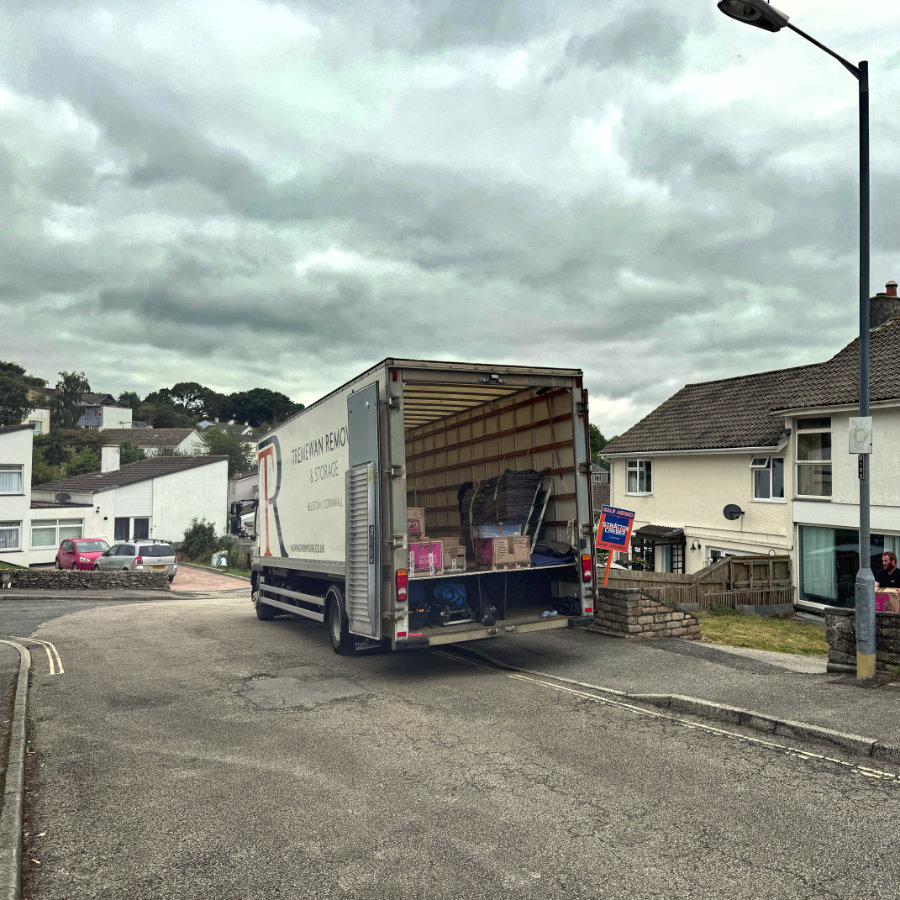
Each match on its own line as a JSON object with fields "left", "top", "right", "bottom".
{"left": 602, "top": 282, "right": 900, "bottom": 611}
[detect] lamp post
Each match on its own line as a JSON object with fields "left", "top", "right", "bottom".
{"left": 717, "top": 1, "right": 875, "bottom": 679}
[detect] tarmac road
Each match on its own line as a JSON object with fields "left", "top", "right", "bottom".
{"left": 17, "top": 596, "right": 900, "bottom": 900}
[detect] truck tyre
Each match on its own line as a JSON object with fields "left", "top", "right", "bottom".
{"left": 327, "top": 590, "right": 354, "bottom": 655}
{"left": 253, "top": 586, "right": 276, "bottom": 621}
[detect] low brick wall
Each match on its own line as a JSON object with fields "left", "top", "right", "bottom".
{"left": 825, "top": 607, "right": 900, "bottom": 675}
{"left": 0, "top": 569, "right": 170, "bottom": 592}
{"left": 595, "top": 587, "right": 701, "bottom": 640}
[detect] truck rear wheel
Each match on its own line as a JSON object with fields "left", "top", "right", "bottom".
{"left": 326, "top": 590, "right": 354, "bottom": 655}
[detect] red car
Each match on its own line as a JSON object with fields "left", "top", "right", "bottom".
{"left": 55, "top": 538, "right": 110, "bottom": 571}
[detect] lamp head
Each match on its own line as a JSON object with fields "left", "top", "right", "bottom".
{"left": 717, "top": 0, "right": 790, "bottom": 32}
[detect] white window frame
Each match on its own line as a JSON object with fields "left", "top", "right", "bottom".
{"left": 0, "top": 521, "right": 22, "bottom": 552}
{"left": 795, "top": 417, "right": 832, "bottom": 499}
{"left": 30, "top": 518, "right": 84, "bottom": 549}
{"left": 626, "top": 459, "right": 652, "bottom": 495}
{"left": 0, "top": 465, "right": 24, "bottom": 495}
{"left": 750, "top": 456, "right": 785, "bottom": 502}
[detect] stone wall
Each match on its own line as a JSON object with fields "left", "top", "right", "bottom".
{"left": 825, "top": 607, "right": 900, "bottom": 675}
{"left": 0, "top": 568, "right": 170, "bottom": 592}
{"left": 594, "top": 587, "right": 701, "bottom": 640}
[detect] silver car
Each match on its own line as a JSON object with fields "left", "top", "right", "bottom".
{"left": 94, "top": 541, "right": 178, "bottom": 582}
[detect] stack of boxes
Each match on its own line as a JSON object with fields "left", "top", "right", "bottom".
{"left": 473, "top": 523, "right": 530, "bottom": 571}
{"left": 406, "top": 504, "right": 531, "bottom": 575}
{"left": 407, "top": 506, "right": 443, "bottom": 577}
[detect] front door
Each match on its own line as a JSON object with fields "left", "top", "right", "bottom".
{"left": 345, "top": 382, "right": 380, "bottom": 639}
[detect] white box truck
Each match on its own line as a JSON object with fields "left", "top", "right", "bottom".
{"left": 236, "top": 359, "right": 596, "bottom": 653}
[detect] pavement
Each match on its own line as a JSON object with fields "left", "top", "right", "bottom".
{"left": 1, "top": 593, "right": 899, "bottom": 897}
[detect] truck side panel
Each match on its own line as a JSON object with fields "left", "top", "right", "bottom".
{"left": 257, "top": 382, "right": 356, "bottom": 572}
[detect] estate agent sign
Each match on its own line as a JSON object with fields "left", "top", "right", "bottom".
{"left": 595, "top": 505, "right": 635, "bottom": 586}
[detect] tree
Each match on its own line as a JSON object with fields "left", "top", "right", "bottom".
{"left": 202, "top": 427, "right": 254, "bottom": 477}
{"left": 52, "top": 371, "right": 91, "bottom": 430}
{"left": 218, "top": 388, "right": 302, "bottom": 428}
{"left": 168, "top": 382, "right": 222, "bottom": 418}
{"left": 119, "top": 441, "right": 146, "bottom": 464}
{"left": 118, "top": 392, "right": 141, "bottom": 412}
{"left": 0, "top": 368, "right": 30, "bottom": 426}
{"left": 589, "top": 424, "right": 611, "bottom": 464}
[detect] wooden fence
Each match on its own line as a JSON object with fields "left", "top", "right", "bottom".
{"left": 605, "top": 555, "right": 794, "bottom": 610}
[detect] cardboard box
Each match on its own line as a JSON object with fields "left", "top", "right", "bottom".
{"left": 878, "top": 589, "right": 900, "bottom": 613}
{"left": 442, "top": 542, "right": 467, "bottom": 573}
{"left": 475, "top": 536, "right": 530, "bottom": 569}
{"left": 409, "top": 540, "right": 443, "bottom": 577}
{"left": 407, "top": 507, "right": 426, "bottom": 538}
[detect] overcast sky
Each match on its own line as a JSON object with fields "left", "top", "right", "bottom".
{"left": 2, "top": 0, "right": 898, "bottom": 436}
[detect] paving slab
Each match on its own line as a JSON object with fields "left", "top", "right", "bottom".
{"left": 169, "top": 564, "right": 249, "bottom": 593}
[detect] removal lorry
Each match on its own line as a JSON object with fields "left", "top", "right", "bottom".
{"left": 236, "top": 358, "right": 596, "bottom": 653}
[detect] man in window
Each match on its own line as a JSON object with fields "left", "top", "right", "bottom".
{"left": 875, "top": 551, "right": 900, "bottom": 589}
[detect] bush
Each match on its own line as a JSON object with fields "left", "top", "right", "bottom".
{"left": 181, "top": 518, "right": 219, "bottom": 561}
{"left": 227, "top": 547, "right": 249, "bottom": 569}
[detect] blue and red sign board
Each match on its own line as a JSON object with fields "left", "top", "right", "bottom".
{"left": 595, "top": 505, "right": 635, "bottom": 552}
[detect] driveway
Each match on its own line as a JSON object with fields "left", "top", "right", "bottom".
{"left": 170, "top": 564, "right": 249, "bottom": 593}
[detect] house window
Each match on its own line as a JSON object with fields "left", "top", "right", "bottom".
{"left": 796, "top": 417, "right": 832, "bottom": 497}
{"left": 626, "top": 459, "right": 652, "bottom": 494}
{"left": 31, "top": 518, "right": 84, "bottom": 548}
{"left": 751, "top": 457, "right": 784, "bottom": 500}
{"left": 0, "top": 465, "right": 24, "bottom": 495}
{"left": 708, "top": 548, "right": 739, "bottom": 563}
{"left": 0, "top": 521, "right": 21, "bottom": 551}
{"left": 29, "top": 419, "right": 44, "bottom": 435}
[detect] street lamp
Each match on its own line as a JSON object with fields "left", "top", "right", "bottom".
{"left": 717, "top": 0, "right": 875, "bottom": 679}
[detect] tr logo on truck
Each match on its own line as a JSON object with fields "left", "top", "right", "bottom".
{"left": 258, "top": 436, "right": 287, "bottom": 557}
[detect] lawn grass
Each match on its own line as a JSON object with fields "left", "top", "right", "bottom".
{"left": 698, "top": 608, "right": 828, "bottom": 657}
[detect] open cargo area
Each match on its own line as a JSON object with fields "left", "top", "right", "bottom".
{"left": 399, "top": 376, "right": 590, "bottom": 642}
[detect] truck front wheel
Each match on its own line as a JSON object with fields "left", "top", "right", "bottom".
{"left": 326, "top": 590, "right": 354, "bottom": 655}
{"left": 253, "top": 584, "right": 276, "bottom": 621}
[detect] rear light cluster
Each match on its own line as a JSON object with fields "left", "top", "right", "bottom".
{"left": 581, "top": 554, "right": 593, "bottom": 585}
{"left": 135, "top": 556, "right": 144, "bottom": 566}
{"left": 396, "top": 568, "right": 408, "bottom": 603}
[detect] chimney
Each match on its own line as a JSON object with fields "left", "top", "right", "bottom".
{"left": 871, "top": 280, "right": 900, "bottom": 329}
{"left": 101, "top": 444, "right": 121, "bottom": 473}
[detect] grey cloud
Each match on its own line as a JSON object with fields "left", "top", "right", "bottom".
{"left": 566, "top": 10, "right": 685, "bottom": 75}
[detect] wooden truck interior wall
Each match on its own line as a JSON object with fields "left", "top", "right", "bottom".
{"left": 403, "top": 386, "right": 578, "bottom": 550}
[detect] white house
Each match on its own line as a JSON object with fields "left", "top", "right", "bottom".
{"left": 99, "top": 428, "right": 207, "bottom": 457}
{"left": 1, "top": 426, "right": 38, "bottom": 566}
{"left": 1, "top": 425, "right": 88, "bottom": 567}
{"left": 29, "top": 447, "right": 228, "bottom": 562}
{"left": 603, "top": 283, "right": 900, "bottom": 610}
